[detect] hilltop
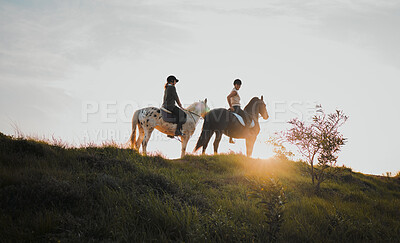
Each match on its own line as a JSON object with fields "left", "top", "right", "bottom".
{"left": 0, "top": 132, "right": 399, "bottom": 242}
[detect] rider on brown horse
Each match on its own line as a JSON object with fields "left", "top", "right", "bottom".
{"left": 227, "top": 79, "right": 252, "bottom": 143}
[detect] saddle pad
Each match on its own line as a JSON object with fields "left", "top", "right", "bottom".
{"left": 160, "top": 107, "right": 187, "bottom": 124}
{"left": 161, "top": 109, "right": 178, "bottom": 123}
{"left": 232, "top": 113, "right": 255, "bottom": 128}
{"left": 160, "top": 107, "right": 172, "bottom": 114}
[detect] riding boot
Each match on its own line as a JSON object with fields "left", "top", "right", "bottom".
{"left": 175, "top": 123, "right": 183, "bottom": 136}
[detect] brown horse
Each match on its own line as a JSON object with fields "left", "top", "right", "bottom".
{"left": 194, "top": 96, "right": 269, "bottom": 156}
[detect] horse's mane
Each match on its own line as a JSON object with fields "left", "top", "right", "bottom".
{"left": 244, "top": 97, "right": 260, "bottom": 113}
{"left": 186, "top": 101, "right": 199, "bottom": 111}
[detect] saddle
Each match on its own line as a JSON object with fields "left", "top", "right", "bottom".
{"left": 231, "top": 111, "right": 255, "bottom": 128}
{"left": 160, "top": 107, "right": 187, "bottom": 124}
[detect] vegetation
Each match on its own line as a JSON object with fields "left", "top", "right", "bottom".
{"left": 247, "top": 177, "right": 286, "bottom": 242}
{"left": 1, "top": 132, "right": 399, "bottom": 242}
{"left": 281, "top": 108, "right": 348, "bottom": 191}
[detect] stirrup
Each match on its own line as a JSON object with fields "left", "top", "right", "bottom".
{"left": 174, "top": 130, "right": 184, "bottom": 136}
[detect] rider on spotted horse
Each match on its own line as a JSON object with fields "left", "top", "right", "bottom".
{"left": 162, "top": 75, "right": 186, "bottom": 136}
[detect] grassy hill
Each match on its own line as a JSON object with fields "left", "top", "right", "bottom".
{"left": 0, "top": 132, "right": 399, "bottom": 242}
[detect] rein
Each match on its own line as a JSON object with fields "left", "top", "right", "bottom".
{"left": 186, "top": 110, "right": 199, "bottom": 123}
{"left": 185, "top": 109, "right": 202, "bottom": 121}
{"left": 188, "top": 110, "right": 201, "bottom": 117}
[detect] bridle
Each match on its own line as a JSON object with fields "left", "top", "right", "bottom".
{"left": 185, "top": 102, "right": 208, "bottom": 121}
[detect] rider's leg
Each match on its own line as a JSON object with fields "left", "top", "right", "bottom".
{"left": 172, "top": 106, "right": 185, "bottom": 136}
{"left": 230, "top": 106, "right": 242, "bottom": 143}
{"left": 233, "top": 106, "right": 241, "bottom": 113}
{"left": 229, "top": 105, "right": 242, "bottom": 144}
{"left": 235, "top": 106, "right": 251, "bottom": 126}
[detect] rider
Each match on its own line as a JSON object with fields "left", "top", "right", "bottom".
{"left": 227, "top": 79, "right": 252, "bottom": 143}
{"left": 163, "top": 75, "right": 186, "bottom": 136}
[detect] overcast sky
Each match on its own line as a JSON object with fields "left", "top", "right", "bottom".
{"left": 1, "top": 0, "right": 399, "bottom": 175}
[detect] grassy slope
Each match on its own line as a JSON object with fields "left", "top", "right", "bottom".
{"left": 0, "top": 132, "right": 399, "bottom": 242}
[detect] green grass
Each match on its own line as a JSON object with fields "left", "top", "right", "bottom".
{"left": 0, "top": 132, "right": 399, "bottom": 242}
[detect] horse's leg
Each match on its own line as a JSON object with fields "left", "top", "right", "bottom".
{"left": 245, "top": 136, "right": 256, "bottom": 157}
{"left": 213, "top": 131, "right": 222, "bottom": 155}
{"left": 202, "top": 130, "right": 214, "bottom": 155}
{"left": 141, "top": 128, "right": 154, "bottom": 155}
{"left": 181, "top": 134, "right": 190, "bottom": 158}
{"left": 136, "top": 124, "right": 145, "bottom": 151}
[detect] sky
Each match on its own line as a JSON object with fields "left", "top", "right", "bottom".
{"left": 0, "top": 0, "right": 399, "bottom": 175}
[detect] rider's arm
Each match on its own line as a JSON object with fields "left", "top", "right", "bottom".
{"left": 176, "top": 97, "right": 183, "bottom": 108}
{"left": 172, "top": 86, "right": 183, "bottom": 108}
{"left": 227, "top": 91, "right": 237, "bottom": 110}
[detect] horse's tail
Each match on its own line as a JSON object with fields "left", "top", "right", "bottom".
{"left": 130, "top": 110, "right": 140, "bottom": 150}
{"left": 194, "top": 130, "right": 206, "bottom": 152}
{"left": 194, "top": 115, "right": 212, "bottom": 153}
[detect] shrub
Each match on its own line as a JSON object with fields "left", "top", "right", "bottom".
{"left": 247, "top": 177, "right": 287, "bottom": 241}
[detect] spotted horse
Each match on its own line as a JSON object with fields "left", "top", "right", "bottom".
{"left": 130, "top": 99, "right": 209, "bottom": 158}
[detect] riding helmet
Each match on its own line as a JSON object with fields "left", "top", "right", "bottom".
{"left": 167, "top": 75, "right": 179, "bottom": 83}
{"left": 233, "top": 79, "right": 242, "bottom": 85}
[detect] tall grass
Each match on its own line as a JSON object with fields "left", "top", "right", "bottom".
{"left": 0, "top": 132, "right": 399, "bottom": 242}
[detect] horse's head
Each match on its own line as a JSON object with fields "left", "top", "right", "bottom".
{"left": 187, "top": 98, "right": 210, "bottom": 118}
{"left": 200, "top": 98, "right": 210, "bottom": 118}
{"left": 245, "top": 96, "right": 269, "bottom": 120}
{"left": 258, "top": 96, "right": 269, "bottom": 120}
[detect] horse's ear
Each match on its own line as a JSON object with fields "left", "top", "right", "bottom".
{"left": 261, "top": 95, "right": 263, "bottom": 101}
{"left": 204, "top": 98, "right": 207, "bottom": 104}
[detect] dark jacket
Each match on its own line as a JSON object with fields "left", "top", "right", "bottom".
{"left": 163, "top": 84, "right": 179, "bottom": 110}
